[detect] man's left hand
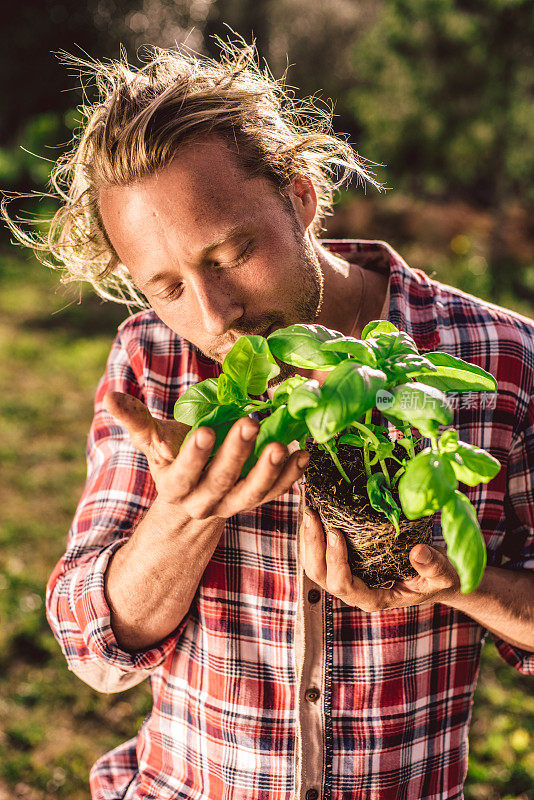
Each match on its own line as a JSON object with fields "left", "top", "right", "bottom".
{"left": 300, "top": 505, "right": 461, "bottom": 612}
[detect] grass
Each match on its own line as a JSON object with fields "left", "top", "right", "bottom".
{"left": 0, "top": 240, "right": 532, "bottom": 799}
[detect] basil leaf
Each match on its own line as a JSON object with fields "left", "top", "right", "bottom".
{"left": 398, "top": 447, "right": 457, "bottom": 519}
{"left": 239, "top": 405, "right": 308, "bottom": 478}
{"left": 441, "top": 490, "right": 487, "bottom": 593}
{"left": 287, "top": 379, "right": 321, "bottom": 419}
{"left": 443, "top": 443, "right": 501, "bottom": 486}
{"left": 438, "top": 429, "right": 459, "bottom": 452}
{"left": 222, "top": 335, "right": 280, "bottom": 396}
{"left": 338, "top": 433, "right": 365, "bottom": 447}
{"left": 174, "top": 378, "right": 220, "bottom": 426}
{"left": 304, "top": 363, "right": 387, "bottom": 443}
{"left": 382, "top": 353, "right": 437, "bottom": 382}
{"left": 217, "top": 373, "right": 248, "bottom": 405}
{"left": 415, "top": 352, "right": 498, "bottom": 392}
{"left": 271, "top": 374, "right": 308, "bottom": 408}
{"left": 267, "top": 323, "right": 346, "bottom": 369}
{"left": 366, "top": 473, "right": 401, "bottom": 534}
{"left": 180, "top": 404, "right": 246, "bottom": 453}
{"left": 365, "top": 331, "right": 419, "bottom": 365}
{"left": 361, "top": 320, "right": 399, "bottom": 339}
{"left": 319, "top": 337, "right": 378, "bottom": 367}
{"left": 384, "top": 382, "right": 453, "bottom": 437}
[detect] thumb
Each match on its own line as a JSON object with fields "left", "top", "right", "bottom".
{"left": 103, "top": 391, "right": 157, "bottom": 453}
{"left": 409, "top": 544, "right": 456, "bottom": 587}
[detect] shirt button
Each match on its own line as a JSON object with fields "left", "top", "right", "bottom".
{"left": 308, "top": 588, "right": 321, "bottom": 603}
{"left": 306, "top": 790, "right": 319, "bottom": 800}
{"left": 305, "top": 687, "right": 320, "bottom": 703}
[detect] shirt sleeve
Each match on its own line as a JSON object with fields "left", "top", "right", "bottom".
{"left": 492, "top": 392, "right": 534, "bottom": 675}
{"left": 46, "top": 328, "right": 189, "bottom": 693}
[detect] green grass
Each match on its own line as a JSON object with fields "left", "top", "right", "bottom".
{"left": 0, "top": 245, "right": 532, "bottom": 799}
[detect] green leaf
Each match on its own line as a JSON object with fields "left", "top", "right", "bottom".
{"left": 287, "top": 379, "right": 322, "bottom": 419}
{"left": 271, "top": 374, "right": 308, "bottom": 407}
{"left": 442, "top": 443, "right": 501, "bottom": 486}
{"left": 338, "top": 432, "right": 365, "bottom": 447}
{"left": 398, "top": 448, "right": 457, "bottom": 519}
{"left": 415, "top": 352, "right": 498, "bottom": 393}
{"left": 368, "top": 439, "right": 396, "bottom": 464}
{"left": 383, "top": 382, "right": 453, "bottom": 437}
{"left": 174, "top": 378, "right": 220, "bottom": 426}
{"left": 382, "top": 353, "right": 437, "bottom": 382}
{"left": 319, "top": 337, "right": 378, "bottom": 367}
{"left": 438, "top": 429, "right": 459, "bottom": 452}
{"left": 180, "top": 404, "right": 246, "bottom": 453}
{"left": 217, "top": 373, "right": 247, "bottom": 405}
{"left": 267, "top": 323, "right": 346, "bottom": 369}
{"left": 441, "top": 490, "right": 487, "bottom": 593}
{"left": 239, "top": 405, "right": 308, "bottom": 477}
{"left": 366, "top": 330, "right": 419, "bottom": 362}
{"left": 366, "top": 473, "right": 401, "bottom": 534}
{"left": 222, "top": 335, "right": 280, "bottom": 395}
{"left": 361, "top": 320, "right": 399, "bottom": 339}
{"left": 304, "top": 363, "right": 387, "bottom": 443}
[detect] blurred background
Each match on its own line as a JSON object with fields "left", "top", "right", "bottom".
{"left": 0, "top": 1, "right": 533, "bottom": 798}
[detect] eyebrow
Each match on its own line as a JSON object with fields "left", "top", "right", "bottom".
{"left": 140, "top": 224, "right": 253, "bottom": 291}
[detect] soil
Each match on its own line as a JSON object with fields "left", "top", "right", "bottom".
{"left": 303, "top": 435, "right": 433, "bottom": 588}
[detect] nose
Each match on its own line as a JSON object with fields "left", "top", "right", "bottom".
{"left": 190, "top": 270, "right": 244, "bottom": 336}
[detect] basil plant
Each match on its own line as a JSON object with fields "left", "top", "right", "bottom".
{"left": 174, "top": 320, "right": 500, "bottom": 594}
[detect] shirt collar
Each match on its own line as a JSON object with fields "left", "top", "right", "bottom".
{"left": 320, "top": 238, "right": 441, "bottom": 352}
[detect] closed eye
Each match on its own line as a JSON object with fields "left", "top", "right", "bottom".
{"left": 212, "top": 240, "right": 254, "bottom": 269}
{"left": 161, "top": 241, "right": 254, "bottom": 302}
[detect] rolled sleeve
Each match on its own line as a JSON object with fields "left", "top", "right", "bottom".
{"left": 46, "top": 328, "right": 190, "bottom": 692}
{"left": 494, "top": 393, "right": 534, "bottom": 675}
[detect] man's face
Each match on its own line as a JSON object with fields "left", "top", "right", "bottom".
{"left": 99, "top": 135, "right": 324, "bottom": 386}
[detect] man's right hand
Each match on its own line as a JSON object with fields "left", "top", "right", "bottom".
{"left": 104, "top": 391, "right": 309, "bottom": 521}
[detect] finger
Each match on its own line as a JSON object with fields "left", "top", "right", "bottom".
{"left": 409, "top": 544, "right": 459, "bottom": 592}
{"left": 215, "top": 444, "right": 308, "bottom": 517}
{"left": 182, "top": 417, "right": 260, "bottom": 518}
{"left": 163, "top": 424, "right": 217, "bottom": 501}
{"left": 261, "top": 449, "right": 310, "bottom": 505}
{"left": 154, "top": 417, "right": 191, "bottom": 459}
{"left": 324, "top": 528, "right": 355, "bottom": 599}
{"left": 300, "top": 505, "right": 327, "bottom": 586}
{"left": 103, "top": 391, "right": 156, "bottom": 452}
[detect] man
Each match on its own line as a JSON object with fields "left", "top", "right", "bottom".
{"left": 34, "top": 44, "right": 533, "bottom": 800}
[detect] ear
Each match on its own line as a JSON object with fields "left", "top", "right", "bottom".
{"left": 287, "top": 175, "right": 317, "bottom": 231}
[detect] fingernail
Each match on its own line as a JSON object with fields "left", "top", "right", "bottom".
{"left": 328, "top": 530, "right": 338, "bottom": 546}
{"left": 196, "top": 429, "right": 213, "bottom": 448}
{"left": 271, "top": 450, "right": 285, "bottom": 465}
{"left": 297, "top": 452, "right": 309, "bottom": 469}
{"left": 241, "top": 423, "right": 258, "bottom": 441}
{"left": 414, "top": 545, "right": 431, "bottom": 564}
{"left": 304, "top": 510, "right": 311, "bottom": 528}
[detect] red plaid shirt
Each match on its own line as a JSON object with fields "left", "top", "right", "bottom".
{"left": 46, "top": 240, "right": 534, "bottom": 800}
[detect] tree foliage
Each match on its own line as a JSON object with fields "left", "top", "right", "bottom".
{"left": 348, "top": 0, "right": 534, "bottom": 206}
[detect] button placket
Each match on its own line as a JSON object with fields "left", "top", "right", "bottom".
{"left": 294, "top": 482, "right": 325, "bottom": 800}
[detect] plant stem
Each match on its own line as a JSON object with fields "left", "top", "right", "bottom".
{"left": 402, "top": 423, "right": 416, "bottom": 458}
{"left": 323, "top": 439, "right": 351, "bottom": 483}
{"left": 379, "top": 458, "right": 391, "bottom": 487}
{"left": 362, "top": 410, "right": 372, "bottom": 479}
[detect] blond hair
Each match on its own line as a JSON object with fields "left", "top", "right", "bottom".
{"left": 3, "top": 35, "right": 383, "bottom": 309}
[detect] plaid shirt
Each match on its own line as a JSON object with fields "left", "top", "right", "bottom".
{"left": 46, "top": 240, "right": 534, "bottom": 800}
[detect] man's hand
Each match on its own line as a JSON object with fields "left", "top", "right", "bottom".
{"left": 300, "top": 504, "right": 461, "bottom": 612}
{"left": 104, "top": 391, "right": 309, "bottom": 520}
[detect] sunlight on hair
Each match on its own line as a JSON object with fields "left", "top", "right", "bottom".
{"left": 2, "top": 30, "right": 384, "bottom": 309}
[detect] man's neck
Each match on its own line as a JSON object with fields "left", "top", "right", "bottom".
{"left": 311, "top": 236, "right": 389, "bottom": 339}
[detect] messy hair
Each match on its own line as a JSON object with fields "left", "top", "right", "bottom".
{"left": 3, "top": 34, "right": 383, "bottom": 309}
